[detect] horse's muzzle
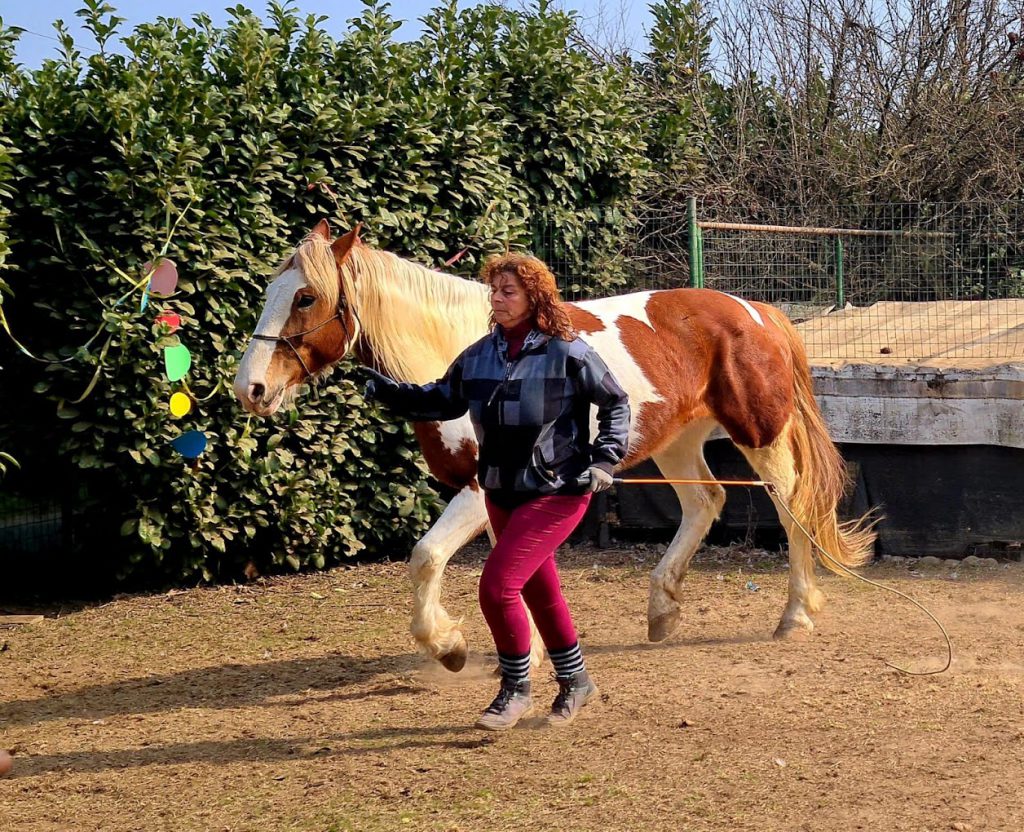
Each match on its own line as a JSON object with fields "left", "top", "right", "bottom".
{"left": 233, "top": 376, "right": 284, "bottom": 416}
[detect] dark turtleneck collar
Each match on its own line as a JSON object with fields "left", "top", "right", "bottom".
{"left": 499, "top": 318, "right": 535, "bottom": 359}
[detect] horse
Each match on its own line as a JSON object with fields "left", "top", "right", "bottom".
{"left": 233, "top": 220, "right": 875, "bottom": 672}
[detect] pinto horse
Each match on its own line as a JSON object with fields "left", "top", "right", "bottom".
{"left": 233, "top": 221, "right": 875, "bottom": 671}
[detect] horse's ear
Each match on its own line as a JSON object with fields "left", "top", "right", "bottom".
{"left": 310, "top": 219, "right": 332, "bottom": 241}
{"left": 331, "top": 223, "right": 363, "bottom": 267}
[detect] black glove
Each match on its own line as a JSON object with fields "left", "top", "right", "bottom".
{"left": 362, "top": 366, "right": 400, "bottom": 404}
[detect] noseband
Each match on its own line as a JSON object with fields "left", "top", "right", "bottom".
{"left": 251, "top": 298, "right": 359, "bottom": 380}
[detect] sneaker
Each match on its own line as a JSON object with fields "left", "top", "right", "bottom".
{"left": 474, "top": 678, "right": 533, "bottom": 731}
{"left": 546, "top": 670, "right": 598, "bottom": 728}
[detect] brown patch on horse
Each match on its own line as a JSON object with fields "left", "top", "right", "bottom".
{"left": 413, "top": 423, "right": 479, "bottom": 490}
{"left": 351, "top": 338, "right": 376, "bottom": 368}
{"left": 611, "top": 290, "right": 793, "bottom": 456}
{"left": 263, "top": 316, "right": 350, "bottom": 388}
{"left": 566, "top": 305, "right": 606, "bottom": 334}
{"left": 670, "top": 290, "right": 792, "bottom": 448}
{"left": 613, "top": 294, "right": 712, "bottom": 464}
{"left": 264, "top": 344, "right": 307, "bottom": 392}
{"left": 269, "top": 258, "right": 352, "bottom": 382}
{"left": 307, "top": 321, "right": 351, "bottom": 376}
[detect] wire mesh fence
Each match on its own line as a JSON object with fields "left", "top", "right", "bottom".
{"left": 533, "top": 201, "right": 1024, "bottom": 363}
{"left": 0, "top": 466, "right": 71, "bottom": 563}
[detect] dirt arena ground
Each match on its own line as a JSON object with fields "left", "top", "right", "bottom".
{"left": 1, "top": 542, "right": 1022, "bottom": 832}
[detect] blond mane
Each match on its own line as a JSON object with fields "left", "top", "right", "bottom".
{"left": 279, "top": 233, "right": 342, "bottom": 313}
{"left": 290, "top": 235, "right": 491, "bottom": 384}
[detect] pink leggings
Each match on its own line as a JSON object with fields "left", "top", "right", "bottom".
{"left": 480, "top": 493, "right": 592, "bottom": 655}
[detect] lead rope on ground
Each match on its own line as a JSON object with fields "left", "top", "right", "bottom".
{"left": 762, "top": 482, "right": 952, "bottom": 676}
{"left": 605, "top": 476, "right": 953, "bottom": 676}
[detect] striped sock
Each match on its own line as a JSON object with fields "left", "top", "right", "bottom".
{"left": 497, "top": 651, "right": 532, "bottom": 685}
{"left": 549, "top": 641, "right": 586, "bottom": 678}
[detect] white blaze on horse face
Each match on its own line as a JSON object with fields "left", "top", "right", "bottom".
{"left": 236, "top": 269, "right": 306, "bottom": 398}
{"left": 720, "top": 292, "right": 765, "bottom": 326}
{"left": 575, "top": 291, "right": 663, "bottom": 448}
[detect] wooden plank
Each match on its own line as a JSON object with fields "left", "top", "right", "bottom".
{"left": 0, "top": 615, "right": 45, "bottom": 625}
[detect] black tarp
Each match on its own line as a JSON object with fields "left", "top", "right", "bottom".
{"left": 600, "top": 440, "right": 1023, "bottom": 557}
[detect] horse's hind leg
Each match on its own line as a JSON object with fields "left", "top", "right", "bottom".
{"left": 737, "top": 427, "right": 823, "bottom": 640}
{"left": 409, "top": 485, "right": 489, "bottom": 671}
{"left": 647, "top": 419, "right": 725, "bottom": 642}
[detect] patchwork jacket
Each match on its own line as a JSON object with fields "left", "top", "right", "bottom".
{"left": 374, "top": 327, "right": 630, "bottom": 499}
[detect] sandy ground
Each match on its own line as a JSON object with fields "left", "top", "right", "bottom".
{"left": 1, "top": 542, "right": 1022, "bottom": 832}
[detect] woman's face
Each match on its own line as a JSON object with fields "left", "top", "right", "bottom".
{"left": 489, "top": 271, "right": 532, "bottom": 329}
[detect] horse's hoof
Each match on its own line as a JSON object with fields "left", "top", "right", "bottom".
{"left": 647, "top": 610, "right": 681, "bottom": 642}
{"left": 438, "top": 634, "right": 468, "bottom": 672}
{"left": 772, "top": 618, "right": 814, "bottom": 641}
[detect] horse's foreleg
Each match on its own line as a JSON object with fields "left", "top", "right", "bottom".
{"left": 409, "top": 485, "right": 488, "bottom": 671}
{"left": 648, "top": 484, "right": 724, "bottom": 642}
{"left": 647, "top": 421, "right": 724, "bottom": 642}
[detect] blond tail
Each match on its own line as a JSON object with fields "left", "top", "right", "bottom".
{"left": 764, "top": 307, "right": 877, "bottom": 571}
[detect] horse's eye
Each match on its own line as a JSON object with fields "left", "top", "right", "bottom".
{"left": 296, "top": 295, "right": 316, "bottom": 310}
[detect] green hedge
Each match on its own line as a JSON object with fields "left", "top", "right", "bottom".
{"left": 0, "top": 21, "right": 18, "bottom": 478}
{"left": 0, "top": 20, "right": 16, "bottom": 285}
{"left": 0, "top": 1, "right": 648, "bottom": 584}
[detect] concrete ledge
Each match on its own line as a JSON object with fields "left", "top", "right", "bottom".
{"left": 810, "top": 362, "right": 1024, "bottom": 448}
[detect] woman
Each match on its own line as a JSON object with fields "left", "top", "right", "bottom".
{"left": 363, "top": 253, "right": 630, "bottom": 730}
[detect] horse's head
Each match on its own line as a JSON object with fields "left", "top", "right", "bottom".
{"left": 233, "top": 220, "right": 362, "bottom": 416}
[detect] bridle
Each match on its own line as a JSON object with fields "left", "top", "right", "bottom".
{"left": 251, "top": 296, "right": 360, "bottom": 380}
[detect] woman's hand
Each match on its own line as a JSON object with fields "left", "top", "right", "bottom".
{"left": 362, "top": 367, "right": 400, "bottom": 404}
{"left": 586, "top": 466, "right": 614, "bottom": 493}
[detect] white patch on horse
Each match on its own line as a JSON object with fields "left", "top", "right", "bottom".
{"left": 581, "top": 291, "right": 658, "bottom": 332}
{"left": 239, "top": 269, "right": 306, "bottom": 386}
{"left": 439, "top": 415, "right": 475, "bottom": 456}
{"left": 576, "top": 292, "right": 663, "bottom": 448}
{"left": 719, "top": 292, "right": 765, "bottom": 326}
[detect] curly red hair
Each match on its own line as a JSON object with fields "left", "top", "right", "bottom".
{"left": 480, "top": 253, "right": 576, "bottom": 340}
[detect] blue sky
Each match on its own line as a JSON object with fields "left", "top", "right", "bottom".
{"left": 5, "top": 1, "right": 653, "bottom": 68}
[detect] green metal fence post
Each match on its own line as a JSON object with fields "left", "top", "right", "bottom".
{"left": 687, "top": 197, "right": 699, "bottom": 288}
{"left": 834, "top": 236, "right": 845, "bottom": 309}
{"left": 697, "top": 226, "right": 705, "bottom": 288}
